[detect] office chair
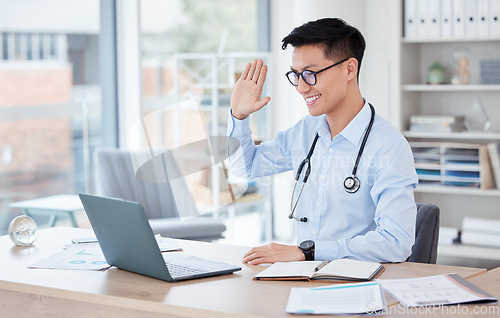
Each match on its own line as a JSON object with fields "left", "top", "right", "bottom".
{"left": 407, "top": 202, "right": 440, "bottom": 264}
{"left": 93, "top": 148, "right": 226, "bottom": 241}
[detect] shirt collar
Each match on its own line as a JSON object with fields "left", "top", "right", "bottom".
{"left": 340, "top": 100, "right": 373, "bottom": 146}
{"left": 316, "top": 115, "right": 330, "bottom": 138}
{"left": 314, "top": 100, "right": 373, "bottom": 146}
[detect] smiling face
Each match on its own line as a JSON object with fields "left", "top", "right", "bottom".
{"left": 291, "top": 45, "right": 354, "bottom": 118}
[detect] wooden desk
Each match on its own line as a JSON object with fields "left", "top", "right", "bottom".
{"left": 0, "top": 227, "right": 488, "bottom": 317}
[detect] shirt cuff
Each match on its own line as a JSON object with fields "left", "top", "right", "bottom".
{"left": 227, "top": 109, "right": 252, "bottom": 137}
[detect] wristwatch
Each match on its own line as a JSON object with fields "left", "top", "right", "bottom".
{"left": 299, "top": 240, "right": 315, "bottom": 261}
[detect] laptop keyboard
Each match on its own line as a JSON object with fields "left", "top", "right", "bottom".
{"left": 165, "top": 261, "right": 208, "bottom": 278}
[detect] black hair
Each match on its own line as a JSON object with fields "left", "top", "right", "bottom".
{"left": 282, "top": 18, "right": 366, "bottom": 80}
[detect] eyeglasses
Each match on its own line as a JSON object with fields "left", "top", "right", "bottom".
{"left": 285, "top": 58, "right": 349, "bottom": 86}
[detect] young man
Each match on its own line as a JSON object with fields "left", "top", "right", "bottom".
{"left": 227, "top": 18, "right": 418, "bottom": 265}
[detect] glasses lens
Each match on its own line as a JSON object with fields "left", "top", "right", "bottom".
{"left": 302, "top": 71, "right": 316, "bottom": 85}
{"left": 286, "top": 71, "right": 299, "bottom": 86}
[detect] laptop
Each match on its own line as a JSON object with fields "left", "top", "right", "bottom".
{"left": 79, "top": 193, "right": 241, "bottom": 282}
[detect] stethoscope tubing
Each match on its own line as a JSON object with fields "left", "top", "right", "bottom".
{"left": 289, "top": 104, "right": 375, "bottom": 222}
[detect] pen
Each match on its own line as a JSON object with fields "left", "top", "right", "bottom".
{"left": 314, "top": 260, "right": 329, "bottom": 271}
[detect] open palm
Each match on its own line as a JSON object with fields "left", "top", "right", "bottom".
{"left": 230, "top": 59, "right": 271, "bottom": 119}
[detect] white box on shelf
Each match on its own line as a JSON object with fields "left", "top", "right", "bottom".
{"left": 439, "top": 226, "right": 459, "bottom": 245}
{"left": 462, "top": 216, "right": 500, "bottom": 234}
{"left": 461, "top": 231, "right": 500, "bottom": 247}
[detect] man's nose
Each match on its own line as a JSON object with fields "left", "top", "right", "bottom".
{"left": 296, "top": 76, "right": 311, "bottom": 94}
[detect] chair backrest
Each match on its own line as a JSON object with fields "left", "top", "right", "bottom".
{"left": 93, "top": 148, "right": 198, "bottom": 220}
{"left": 408, "top": 202, "right": 440, "bottom": 264}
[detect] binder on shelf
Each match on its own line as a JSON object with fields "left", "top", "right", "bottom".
{"left": 404, "top": 0, "right": 418, "bottom": 38}
{"left": 428, "top": 0, "right": 441, "bottom": 38}
{"left": 477, "top": 0, "right": 490, "bottom": 37}
{"left": 417, "top": 0, "right": 430, "bottom": 38}
{"left": 441, "top": 0, "right": 454, "bottom": 38}
{"left": 465, "top": 0, "right": 478, "bottom": 38}
{"left": 491, "top": 0, "right": 500, "bottom": 37}
{"left": 452, "top": 0, "right": 466, "bottom": 38}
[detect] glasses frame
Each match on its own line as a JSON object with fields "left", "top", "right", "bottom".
{"left": 285, "top": 58, "right": 350, "bottom": 86}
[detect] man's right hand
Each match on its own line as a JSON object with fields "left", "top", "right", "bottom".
{"left": 230, "top": 59, "right": 271, "bottom": 120}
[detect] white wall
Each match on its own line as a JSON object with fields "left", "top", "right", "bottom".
{"left": 362, "top": 0, "right": 401, "bottom": 124}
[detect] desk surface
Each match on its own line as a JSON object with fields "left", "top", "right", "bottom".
{"left": 0, "top": 227, "right": 491, "bottom": 317}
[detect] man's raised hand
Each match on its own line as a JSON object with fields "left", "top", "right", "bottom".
{"left": 230, "top": 59, "right": 271, "bottom": 120}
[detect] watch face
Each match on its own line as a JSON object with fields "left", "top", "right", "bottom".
{"left": 300, "top": 240, "right": 314, "bottom": 250}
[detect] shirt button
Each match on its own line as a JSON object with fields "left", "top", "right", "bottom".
{"left": 329, "top": 148, "right": 333, "bottom": 153}
{"left": 312, "top": 230, "right": 317, "bottom": 235}
{"left": 316, "top": 203, "right": 321, "bottom": 207}
{"left": 321, "top": 175, "right": 325, "bottom": 180}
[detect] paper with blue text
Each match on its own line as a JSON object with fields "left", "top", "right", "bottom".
{"left": 286, "top": 282, "right": 386, "bottom": 315}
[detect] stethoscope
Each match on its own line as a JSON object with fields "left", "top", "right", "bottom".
{"left": 289, "top": 104, "right": 375, "bottom": 222}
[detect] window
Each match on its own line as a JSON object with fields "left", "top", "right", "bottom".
{"left": 0, "top": 1, "right": 104, "bottom": 234}
{"left": 138, "top": 0, "right": 272, "bottom": 213}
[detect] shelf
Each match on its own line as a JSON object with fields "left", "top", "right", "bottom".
{"left": 402, "top": 84, "right": 500, "bottom": 92}
{"left": 402, "top": 37, "right": 500, "bottom": 44}
{"left": 438, "top": 244, "right": 500, "bottom": 261}
{"left": 415, "top": 185, "right": 500, "bottom": 197}
{"left": 404, "top": 131, "right": 500, "bottom": 141}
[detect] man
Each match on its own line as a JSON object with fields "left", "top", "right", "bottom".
{"left": 227, "top": 18, "right": 417, "bottom": 265}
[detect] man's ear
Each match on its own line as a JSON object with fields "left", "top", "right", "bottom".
{"left": 345, "top": 58, "right": 359, "bottom": 82}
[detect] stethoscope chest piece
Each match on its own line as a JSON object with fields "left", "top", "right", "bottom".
{"left": 343, "top": 176, "right": 360, "bottom": 193}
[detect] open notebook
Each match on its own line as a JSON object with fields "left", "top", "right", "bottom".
{"left": 254, "top": 258, "right": 384, "bottom": 283}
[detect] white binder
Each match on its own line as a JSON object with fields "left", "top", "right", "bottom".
{"left": 404, "top": 0, "right": 418, "bottom": 38}
{"left": 465, "top": 0, "right": 478, "bottom": 38}
{"left": 417, "top": 0, "right": 430, "bottom": 38}
{"left": 453, "top": 0, "right": 466, "bottom": 38}
{"left": 428, "top": 0, "right": 441, "bottom": 38}
{"left": 491, "top": 0, "right": 500, "bottom": 37}
{"left": 477, "top": 0, "right": 490, "bottom": 37}
{"left": 441, "top": 0, "right": 454, "bottom": 38}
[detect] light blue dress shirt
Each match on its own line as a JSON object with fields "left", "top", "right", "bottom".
{"left": 227, "top": 101, "right": 418, "bottom": 263}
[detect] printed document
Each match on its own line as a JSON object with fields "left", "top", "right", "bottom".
{"left": 378, "top": 273, "right": 497, "bottom": 307}
{"left": 286, "top": 282, "right": 386, "bottom": 315}
{"left": 28, "top": 235, "right": 181, "bottom": 271}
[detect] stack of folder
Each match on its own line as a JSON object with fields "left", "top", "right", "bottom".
{"left": 404, "top": 0, "right": 500, "bottom": 39}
